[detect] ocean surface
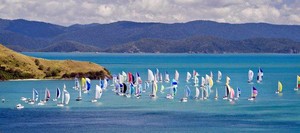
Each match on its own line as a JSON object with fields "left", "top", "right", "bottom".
{"left": 1, "top": 53, "right": 300, "bottom": 133}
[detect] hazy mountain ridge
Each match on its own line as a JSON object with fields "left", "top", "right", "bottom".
{"left": 0, "top": 18, "right": 299, "bottom": 53}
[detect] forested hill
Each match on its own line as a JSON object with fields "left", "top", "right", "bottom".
{"left": 0, "top": 18, "right": 300, "bottom": 53}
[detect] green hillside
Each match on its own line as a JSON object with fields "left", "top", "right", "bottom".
{"left": 0, "top": 44, "right": 110, "bottom": 80}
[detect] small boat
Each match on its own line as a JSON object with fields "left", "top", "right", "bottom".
{"left": 180, "top": 86, "right": 191, "bottom": 102}
{"left": 276, "top": 81, "right": 283, "bottom": 94}
{"left": 20, "top": 97, "right": 27, "bottom": 101}
{"left": 248, "top": 70, "right": 254, "bottom": 83}
{"left": 294, "top": 75, "right": 300, "bottom": 91}
{"left": 248, "top": 87, "right": 258, "bottom": 101}
{"left": 257, "top": 68, "right": 263, "bottom": 83}
{"left": 16, "top": 104, "right": 24, "bottom": 109}
{"left": 216, "top": 71, "right": 222, "bottom": 83}
{"left": 186, "top": 72, "right": 191, "bottom": 83}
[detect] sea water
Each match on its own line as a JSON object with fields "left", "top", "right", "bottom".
{"left": 1, "top": 53, "right": 300, "bottom": 132}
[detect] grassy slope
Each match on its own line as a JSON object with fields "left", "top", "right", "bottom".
{"left": 0, "top": 44, "right": 110, "bottom": 80}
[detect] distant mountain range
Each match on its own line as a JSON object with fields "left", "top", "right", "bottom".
{"left": 0, "top": 18, "right": 300, "bottom": 53}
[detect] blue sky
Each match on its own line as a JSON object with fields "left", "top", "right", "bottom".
{"left": 0, "top": 0, "right": 299, "bottom": 26}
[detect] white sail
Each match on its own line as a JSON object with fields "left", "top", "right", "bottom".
{"left": 217, "top": 71, "right": 222, "bottom": 82}
{"left": 257, "top": 68, "right": 263, "bottom": 83}
{"left": 195, "top": 87, "right": 200, "bottom": 98}
{"left": 122, "top": 71, "right": 127, "bottom": 81}
{"left": 194, "top": 76, "right": 199, "bottom": 87}
{"left": 175, "top": 70, "right": 179, "bottom": 81}
{"left": 165, "top": 72, "right": 170, "bottom": 82}
{"left": 248, "top": 70, "right": 254, "bottom": 83}
{"left": 210, "top": 71, "right": 213, "bottom": 80}
{"left": 103, "top": 78, "right": 108, "bottom": 90}
{"left": 186, "top": 72, "right": 192, "bottom": 82}
{"left": 148, "top": 69, "right": 154, "bottom": 82}
{"left": 201, "top": 77, "right": 205, "bottom": 87}
{"left": 64, "top": 90, "right": 70, "bottom": 105}
{"left": 95, "top": 85, "right": 102, "bottom": 99}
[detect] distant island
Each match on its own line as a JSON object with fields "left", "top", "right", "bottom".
{"left": 0, "top": 18, "right": 300, "bottom": 53}
{"left": 0, "top": 44, "right": 110, "bottom": 80}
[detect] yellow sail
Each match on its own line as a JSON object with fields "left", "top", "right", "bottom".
{"left": 278, "top": 81, "right": 283, "bottom": 93}
{"left": 209, "top": 77, "right": 214, "bottom": 88}
{"left": 81, "top": 77, "right": 86, "bottom": 90}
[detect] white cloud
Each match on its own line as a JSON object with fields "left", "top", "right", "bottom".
{"left": 0, "top": 0, "right": 299, "bottom": 26}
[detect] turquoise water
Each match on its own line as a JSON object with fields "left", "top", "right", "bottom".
{"left": 1, "top": 53, "right": 300, "bottom": 132}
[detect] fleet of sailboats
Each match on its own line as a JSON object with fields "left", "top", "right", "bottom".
{"left": 17, "top": 67, "right": 300, "bottom": 109}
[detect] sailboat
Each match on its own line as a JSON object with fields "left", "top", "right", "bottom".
{"left": 159, "top": 73, "right": 163, "bottom": 82}
{"left": 81, "top": 77, "right": 87, "bottom": 92}
{"left": 103, "top": 78, "right": 108, "bottom": 90}
{"left": 53, "top": 88, "right": 61, "bottom": 101}
{"left": 257, "top": 68, "right": 263, "bottom": 83}
{"left": 92, "top": 85, "right": 102, "bottom": 102}
{"left": 135, "top": 72, "right": 142, "bottom": 98}
{"left": 199, "top": 77, "right": 205, "bottom": 100}
{"left": 160, "top": 84, "right": 165, "bottom": 93}
{"left": 175, "top": 70, "right": 179, "bottom": 82}
{"left": 57, "top": 87, "right": 70, "bottom": 106}
{"left": 223, "top": 76, "right": 231, "bottom": 100}
{"left": 195, "top": 87, "right": 200, "bottom": 99}
{"left": 248, "top": 87, "right": 258, "bottom": 101}
{"left": 216, "top": 71, "right": 222, "bottom": 82}
{"left": 194, "top": 75, "right": 199, "bottom": 87}
{"left": 228, "top": 87, "right": 235, "bottom": 102}
{"left": 276, "top": 81, "right": 283, "bottom": 94}
{"left": 76, "top": 83, "right": 82, "bottom": 101}
{"left": 84, "top": 78, "right": 91, "bottom": 93}
{"left": 214, "top": 88, "right": 218, "bottom": 100}
{"left": 181, "top": 85, "right": 191, "bottom": 102}
{"left": 73, "top": 77, "right": 80, "bottom": 90}
{"left": 165, "top": 71, "right": 170, "bottom": 82}
{"left": 149, "top": 78, "right": 158, "bottom": 98}
{"left": 248, "top": 70, "right": 254, "bottom": 83}
{"left": 166, "top": 79, "right": 177, "bottom": 99}
{"left": 38, "top": 88, "right": 50, "bottom": 105}
{"left": 28, "top": 89, "right": 38, "bottom": 105}
{"left": 186, "top": 72, "right": 192, "bottom": 83}
{"left": 210, "top": 71, "right": 213, "bottom": 81}
{"left": 234, "top": 88, "right": 241, "bottom": 100}
{"left": 294, "top": 75, "right": 300, "bottom": 91}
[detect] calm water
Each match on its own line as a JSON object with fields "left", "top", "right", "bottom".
{"left": 1, "top": 53, "right": 300, "bottom": 132}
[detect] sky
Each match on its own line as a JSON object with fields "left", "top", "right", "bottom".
{"left": 0, "top": 0, "right": 299, "bottom": 26}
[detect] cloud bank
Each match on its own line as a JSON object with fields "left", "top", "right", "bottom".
{"left": 0, "top": 0, "right": 299, "bottom": 26}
